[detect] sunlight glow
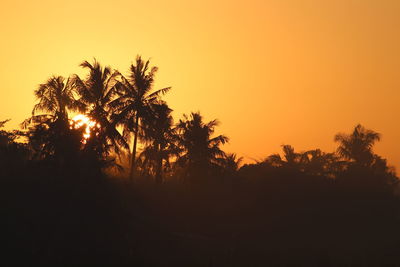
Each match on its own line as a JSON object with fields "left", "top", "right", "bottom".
{"left": 70, "top": 114, "right": 100, "bottom": 142}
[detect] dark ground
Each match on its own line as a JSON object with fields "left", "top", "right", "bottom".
{"left": 2, "top": 172, "right": 400, "bottom": 266}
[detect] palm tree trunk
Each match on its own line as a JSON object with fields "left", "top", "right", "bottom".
{"left": 130, "top": 114, "right": 139, "bottom": 180}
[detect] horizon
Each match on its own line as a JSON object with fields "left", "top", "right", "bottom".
{"left": 0, "top": 0, "right": 399, "bottom": 170}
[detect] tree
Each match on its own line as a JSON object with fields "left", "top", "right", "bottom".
{"left": 138, "top": 103, "right": 177, "bottom": 183}
{"left": 72, "top": 59, "right": 128, "bottom": 162}
{"left": 21, "top": 76, "right": 84, "bottom": 162}
{"left": 176, "top": 112, "right": 228, "bottom": 182}
{"left": 111, "top": 56, "right": 170, "bottom": 179}
{"left": 0, "top": 119, "right": 12, "bottom": 146}
{"left": 265, "top": 145, "right": 302, "bottom": 169}
{"left": 219, "top": 153, "right": 243, "bottom": 174}
{"left": 300, "top": 149, "right": 340, "bottom": 177}
{"left": 333, "top": 124, "right": 398, "bottom": 194}
{"left": 334, "top": 124, "right": 381, "bottom": 167}
{"left": 265, "top": 145, "right": 344, "bottom": 177}
{"left": 32, "top": 76, "right": 83, "bottom": 122}
{"left": 0, "top": 119, "right": 29, "bottom": 175}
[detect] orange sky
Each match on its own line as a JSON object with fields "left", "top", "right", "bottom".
{"left": 0, "top": 0, "right": 399, "bottom": 170}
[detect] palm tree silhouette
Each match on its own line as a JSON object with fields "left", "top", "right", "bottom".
{"left": 111, "top": 56, "right": 170, "bottom": 179}
{"left": 266, "top": 145, "right": 342, "bottom": 176}
{"left": 72, "top": 59, "right": 128, "bottom": 160}
{"left": 265, "top": 145, "right": 302, "bottom": 169}
{"left": 21, "top": 76, "right": 84, "bottom": 161}
{"left": 139, "top": 102, "right": 177, "bottom": 183}
{"left": 220, "top": 153, "right": 243, "bottom": 173}
{"left": 301, "top": 149, "right": 339, "bottom": 176}
{"left": 176, "top": 112, "right": 228, "bottom": 182}
{"left": 33, "top": 76, "right": 84, "bottom": 122}
{"left": 334, "top": 124, "right": 381, "bottom": 167}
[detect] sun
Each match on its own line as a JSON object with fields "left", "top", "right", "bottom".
{"left": 70, "top": 114, "right": 100, "bottom": 142}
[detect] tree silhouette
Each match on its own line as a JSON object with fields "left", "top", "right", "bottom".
{"left": 219, "top": 153, "right": 243, "bottom": 176}
{"left": 0, "top": 119, "right": 25, "bottom": 149}
{"left": 265, "top": 145, "right": 302, "bottom": 169}
{"left": 138, "top": 102, "right": 177, "bottom": 183}
{"left": 334, "top": 124, "right": 381, "bottom": 167}
{"left": 176, "top": 112, "right": 228, "bottom": 183}
{"left": 111, "top": 56, "right": 170, "bottom": 179}
{"left": 301, "top": 149, "right": 340, "bottom": 177}
{"left": 72, "top": 59, "right": 128, "bottom": 163}
{"left": 0, "top": 119, "right": 12, "bottom": 146}
{"left": 264, "top": 146, "right": 343, "bottom": 177}
{"left": 33, "top": 76, "right": 83, "bottom": 122}
{"left": 0, "top": 119, "right": 29, "bottom": 175}
{"left": 21, "top": 76, "right": 83, "bottom": 162}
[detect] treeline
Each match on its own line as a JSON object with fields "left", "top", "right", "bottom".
{"left": 1, "top": 56, "right": 231, "bottom": 182}
{"left": 2, "top": 56, "right": 400, "bottom": 265}
{"left": 1, "top": 56, "right": 398, "bottom": 187}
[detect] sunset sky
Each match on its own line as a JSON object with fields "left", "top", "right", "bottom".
{"left": 0, "top": 0, "right": 399, "bottom": 169}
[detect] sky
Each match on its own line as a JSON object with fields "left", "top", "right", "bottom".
{"left": 0, "top": 0, "right": 399, "bottom": 170}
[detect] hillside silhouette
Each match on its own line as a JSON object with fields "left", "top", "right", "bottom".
{"left": 1, "top": 56, "right": 400, "bottom": 265}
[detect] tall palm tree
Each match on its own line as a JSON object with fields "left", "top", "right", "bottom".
{"left": 111, "top": 56, "right": 170, "bottom": 178}
{"left": 176, "top": 112, "right": 228, "bottom": 181}
{"left": 334, "top": 124, "right": 381, "bottom": 167}
{"left": 139, "top": 102, "right": 177, "bottom": 183}
{"left": 72, "top": 59, "right": 128, "bottom": 159}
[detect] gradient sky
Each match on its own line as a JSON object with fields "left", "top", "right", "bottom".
{"left": 0, "top": 0, "right": 399, "bottom": 170}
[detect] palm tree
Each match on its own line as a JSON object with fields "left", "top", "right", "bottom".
{"left": 110, "top": 56, "right": 170, "bottom": 178}
{"left": 219, "top": 153, "right": 243, "bottom": 174}
{"left": 72, "top": 59, "right": 128, "bottom": 160}
{"left": 21, "top": 76, "right": 84, "bottom": 161}
{"left": 22, "top": 75, "right": 83, "bottom": 127}
{"left": 334, "top": 124, "right": 381, "bottom": 167}
{"left": 138, "top": 102, "right": 178, "bottom": 183}
{"left": 301, "top": 149, "right": 340, "bottom": 176}
{"left": 266, "top": 145, "right": 343, "bottom": 176}
{"left": 33, "top": 76, "right": 83, "bottom": 122}
{"left": 265, "top": 153, "right": 284, "bottom": 167}
{"left": 176, "top": 112, "right": 228, "bottom": 182}
{"left": 265, "top": 145, "right": 302, "bottom": 169}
